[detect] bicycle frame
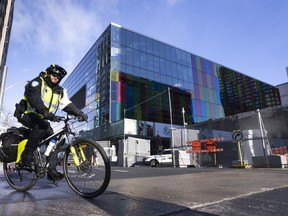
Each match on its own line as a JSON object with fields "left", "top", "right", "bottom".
{"left": 16, "top": 115, "right": 82, "bottom": 170}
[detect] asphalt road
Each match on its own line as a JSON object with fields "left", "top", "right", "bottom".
{"left": 0, "top": 163, "right": 288, "bottom": 216}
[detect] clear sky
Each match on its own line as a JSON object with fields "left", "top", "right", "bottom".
{"left": 3, "top": 0, "right": 288, "bottom": 112}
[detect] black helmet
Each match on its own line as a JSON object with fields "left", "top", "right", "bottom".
{"left": 46, "top": 64, "right": 67, "bottom": 81}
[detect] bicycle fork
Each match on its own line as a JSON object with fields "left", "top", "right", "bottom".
{"left": 70, "top": 145, "right": 87, "bottom": 167}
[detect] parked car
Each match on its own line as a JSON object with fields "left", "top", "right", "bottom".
{"left": 143, "top": 149, "right": 172, "bottom": 167}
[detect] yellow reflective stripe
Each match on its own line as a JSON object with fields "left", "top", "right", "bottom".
{"left": 40, "top": 77, "right": 60, "bottom": 113}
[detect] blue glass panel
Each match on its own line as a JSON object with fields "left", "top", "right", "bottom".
{"left": 166, "top": 60, "right": 172, "bottom": 77}
{"left": 153, "top": 56, "right": 160, "bottom": 73}
{"left": 164, "top": 44, "right": 172, "bottom": 61}
{"left": 196, "top": 56, "right": 201, "bottom": 71}
{"left": 152, "top": 40, "right": 159, "bottom": 56}
{"left": 126, "top": 47, "right": 133, "bottom": 65}
{"left": 192, "top": 68, "right": 198, "bottom": 84}
{"left": 146, "top": 37, "right": 153, "bottom": 54}
{"left": 126, "top": 65, "right": 133, "bottom": 75}
{"left": 200, "top": 101, "right": 206, "bottom": 118}
{"left": 111, "top": 26, "right": 120, "bottom": 43}
{"left": 159, "top": 58, "right": 165, "bottom": 74}
{"left": 191, "top": 54, "right": 197, "bottom": 69}
{"left": 140, "top": 51, "right": 147, "bottom": 69}
{"left": 167, "top": 76, "right": 173, "bottom": 86}
{"left": 171, "top": 63, "right": 177, "bottom": 78}
{"left": 154, "top": 73, "right": 160, "bottom": 82}
{"left": 175, "top": 49, "right": 182, "bottom": 64}
{"left": 203, "top": 87, "right": 209, "bottom": 101}
{"left": 140, "top": 69, "right": 147, "bottom": 79}
{"left": 111, "top": 81, "right": 118, "bottom": 91}
{"left": 120, "top": 63, "right": 126, "bottom": 73}
{"left": 177, "top": 64, "right": 183, "bottom": 80}
{"left": 159, "top": 43, "right": 165, "bottom": 59}
{"left": 194, "top": 84, "right": 200, "bottom": 100}
{"left": 132, "top": 32, "right": 140, "bottom": 50}
{"left": 147, "top": 70, "right": 154, "bottom": 80}
{"left": 160, "top": 75, "right": 167, "bottom": 84}
{"left": 183, "top": 67, "right": 189, "bottom": 82}
{"left": 147, "top": 54, "right": 154, "bottom": 71}
{"left": 125, "top": 30, "right": 133, "bottom": 47}
{"left": 111, "top": 91, "right": 117, "bottom": 101}
{"left": 202, "top": 73, "right": 207, "bottom": 86}
{"left": 215, "top": 77, "right": 220, "bottom": 90}
{"left": 171, "top": 47, "right": 177, "bottom": 63}
{"left": 205, "top": 102, "right": 210, "bottom": 118}
{"left": 205, "top": 60, "right": 211, "bottom": 74}
{"left": 209, "top": 103, "right": 215, "bottom": 119}
{"left": 139, "top": 35, "right": 146, "bottom": 52}
{"left": 134, "top": 67, "right": 141, "bottom": 77}
{"left": 111, "top": 101, "right": 117, "bottom": 122}
{"left": 191, "top": 99, "right": 195, "bottom": 112}
{"left": 119, "top": 28, "right": 126, "bottom": 46}
{"left": 199, "top": 85, "right": 204, "bottom": 100}
{"left": 214, "top": 105, "right": 219, "bottom": 118}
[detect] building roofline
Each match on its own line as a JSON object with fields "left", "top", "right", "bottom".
{"left": 110, "top": 22, "right": 277, "bottom": 87}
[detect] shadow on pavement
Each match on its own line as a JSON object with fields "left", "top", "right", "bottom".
{"left": 85, "top": 191, "right": 219, "bottom": 216}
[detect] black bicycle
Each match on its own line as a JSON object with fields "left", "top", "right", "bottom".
{"left": 2, "top": 115, "right": 111, "bottom": 198}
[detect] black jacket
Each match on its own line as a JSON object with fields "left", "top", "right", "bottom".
{"left": 24, "top": 72, "right": 64, "bottom": 115}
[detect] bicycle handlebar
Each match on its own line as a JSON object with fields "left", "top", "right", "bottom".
{"left": 57, "top": 114, "right": 86, "bottom": 123}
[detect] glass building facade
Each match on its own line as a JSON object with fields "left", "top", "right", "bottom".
{"left": 63, "top": 23, "right": 281, "bottom": 143}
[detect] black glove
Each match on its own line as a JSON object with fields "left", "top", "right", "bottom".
{"left": 78, "top": 112, "right": 88, "bottom": 122}
{"left": 42, "top": 109, "right": 62, "bottom": 122}
{"left": 63, "top": 103, "right": 88, "bottom": 122}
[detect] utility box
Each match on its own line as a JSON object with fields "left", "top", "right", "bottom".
{"left": 174, "top": 149, "right": 194, "bottom": 168}
{"left": 118, "top": 137, "right": 150, "bottom": 167}
{"left": 267, "top": 155, "right": 287, "bottom": 168}
{"left": 252, "top": 156, "right": 267, "bottom": 168}
{"left": 103, "top": 145, "right": 117, "bottom": 162}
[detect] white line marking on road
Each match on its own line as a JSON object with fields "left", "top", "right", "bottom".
{"left": 113, "top": 169, "right": 129, "bottom": 173}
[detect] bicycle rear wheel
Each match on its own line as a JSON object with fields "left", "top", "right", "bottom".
{"left": 3, "top": 161, "right": 37, "bottom": 192}
{"left": 63, "top": 138, "right": 111, "bottom": 198}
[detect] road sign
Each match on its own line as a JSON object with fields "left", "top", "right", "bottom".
{"left": 232, "top": 130, "right": 243, "bottom": 142}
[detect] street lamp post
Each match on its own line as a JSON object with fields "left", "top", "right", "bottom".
{"left": 182, "top": 107, "right": 186, "bottom": 127}
{"left": 123, "top": 108, "right": 126, "bottom": 141}
{"left": 0, "top": 66, "right": 7, "bottom": 116}
{"left": 168, "top": 87, "right": 176, "bottom": 168}
{"left": 182, "top": 107, "right": 187, "bottom": 149}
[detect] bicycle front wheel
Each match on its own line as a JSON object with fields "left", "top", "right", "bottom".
{"left": 63, "top": 138, "right": 111, "bottom": 198}
{"left": 3, "top": 161, "right": 37, "bottom": 192}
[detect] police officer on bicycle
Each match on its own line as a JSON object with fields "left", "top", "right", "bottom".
{"left": 14, "top": 64, "right": 88, "bottom": 181}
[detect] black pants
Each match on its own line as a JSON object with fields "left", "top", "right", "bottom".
{"left": 18, "top": 113, "right": 53, "bottom": 151}
{"left": 18, "top": 113, "right": 59, "bottom": 169}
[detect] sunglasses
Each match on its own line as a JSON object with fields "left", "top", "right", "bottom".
{"left": 50, "top": 72, "right": 62, "bottom": 79}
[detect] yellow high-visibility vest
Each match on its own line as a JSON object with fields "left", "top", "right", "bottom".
{"left": 24, "top": 77, "right": 62, "bottom": 117}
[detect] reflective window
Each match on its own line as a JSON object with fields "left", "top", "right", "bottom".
{"left": 139, "top": 35, "right": 146, "bottom": 52}
{"left": 146, "top": 37, "right": 153, "bottom": 54}
{"left": 126, "top": 47, "right": 133, "bottom": 65}
{"left": 152, "top": 40, "right": 159, "bottom": 56}
{"left": 125, "top": 30, "right": 133, "bottom": 47}
{"left": 132, "top": 33, "right": 140, "bottom": 50}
